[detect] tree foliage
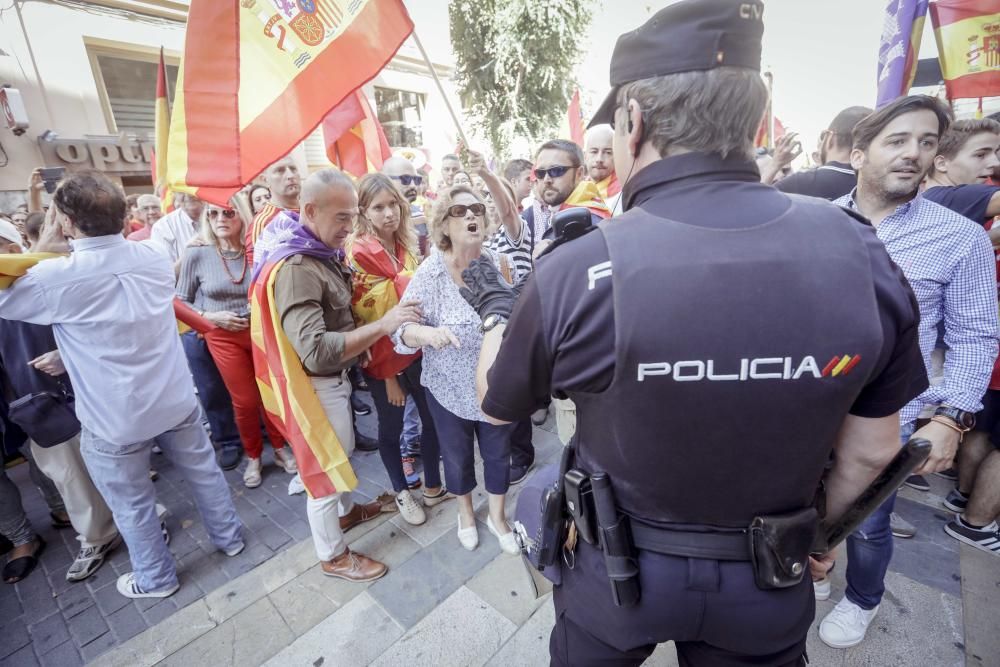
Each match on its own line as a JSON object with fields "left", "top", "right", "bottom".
{"left": 449, "top": 0, "right": 594, "bottom": 157}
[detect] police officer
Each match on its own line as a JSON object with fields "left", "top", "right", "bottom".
{"left": 461, "top": 1, "right": 929, "bottom": 665}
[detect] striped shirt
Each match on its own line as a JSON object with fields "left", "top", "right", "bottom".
{"left": 487, "top": 216, "right": 533, "bottom": 278}
{"left": 176, "top": 246, "right": 251, "bottom": 314}
{"left": 835, "top": 192, "right": 999, "bottom": 425}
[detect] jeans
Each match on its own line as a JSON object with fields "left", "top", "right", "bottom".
{"left": 844, "top": 421, "right": 915, "bottom": 610}
{"left": 181, "top": 331, "right": 242, "bottom": 454}
{"left": 367, "top": 361, "right": 442, "bottom": 493}
{"left": 425, "top": 390, "right": 512, "bottom": 495}
{"left": 80, "top": 407, "right": 243, "bottom": 592}
{"left": 401, "top": 397, "right": 421, "bottom": 448}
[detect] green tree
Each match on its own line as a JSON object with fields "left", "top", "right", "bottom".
{"left": 449, "top": 0, "right": 594, "bottom": 157}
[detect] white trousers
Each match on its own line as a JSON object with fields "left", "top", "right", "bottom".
{"left": 305, "top": 374, "right": 356, "bottom": 561}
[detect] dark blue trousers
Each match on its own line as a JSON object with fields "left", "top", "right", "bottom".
{"left": 181, "top": 331, "right": 241, "bottom": 453}
{"left": 425, "top": 391, "right": 512, "bottom": 495}
{"left": 550, "top": 540, "right": 810, "bottom": 666}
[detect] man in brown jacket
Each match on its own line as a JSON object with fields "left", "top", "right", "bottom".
{"left": 271, "top": 169, "right": 421, "bottom": 581}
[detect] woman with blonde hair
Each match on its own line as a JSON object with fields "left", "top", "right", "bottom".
{"left": 177, "top": 201, "right": 296, "bottom": 488}
{"left": 348, "top": 174, "right": 447, "bottom": 525}
{"left": 391, "top": 185, "right": 518, "bottom": 554}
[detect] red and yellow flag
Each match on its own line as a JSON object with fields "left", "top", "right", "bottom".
{"left": 930, "top": 0, "right": 1000, "bottom": 100}
{"left": 152, "top": 48, "right": 174, "bottom": 212}
{"left": 560, "top": 89, "right": 586, "bottom": 147}
{"left": 167, "top": 0, "right": 413, "bottom": 205}
{"left": 563, "top": 180, "right": 611, "bottom": 219}
{"left": 250, "top": 258, "right": 357, "bottom": 498}
{"left": 323, "top": 90, "right": 393, "bottom": 178}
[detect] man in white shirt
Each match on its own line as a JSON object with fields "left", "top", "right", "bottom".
{"left": 0, "top": 174, "right": 244, "bottom": 600}
{"left": 149, "top": 193, "right": 205, "bottom": 271}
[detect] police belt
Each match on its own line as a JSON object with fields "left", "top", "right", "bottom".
{"left": 627, "top": 520, "right": 750, "bottom": 561}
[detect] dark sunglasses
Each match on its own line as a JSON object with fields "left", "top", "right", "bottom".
{"left": 533, "top": 165, "right": 573, "bottom": 180}
{"left": 207, "top": 208, "right": 237, "bottom": 220}
{"left": 389, "top": 174, "right": 423, "bottom": 186}
{"left": 447, "top": 203, "right": 487, "bottom": 218}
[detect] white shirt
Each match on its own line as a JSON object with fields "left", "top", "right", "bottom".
{"left": 149, "top": 208, "right": 200, "bottom": 263}
{"left": 0, "top": 235, "right": 198, "bottom": 445}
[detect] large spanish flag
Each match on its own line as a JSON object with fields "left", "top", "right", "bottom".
{"left": 930, "top": 0, "right": 1000, "bottom": 100}
{"left": 167, "top": 0, "right": 413, "bottom": 205}
{"left": 250, "top": 258, "right": 357, "bottom": 498}
{"left": 323, "top": 89, "right": 393, "bottom": 179}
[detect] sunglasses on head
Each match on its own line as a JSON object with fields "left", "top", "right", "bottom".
{"left": 389, "top": 174, "right": 423, "bottom": 186}
{"left": 533, "top": 165, "right": 574, "bottom": 180}
{"left": 447, "top": 203, "right": 486, "bottom": 218}
{"left": 207, "top": 208, "right": 237, "bottom": 220}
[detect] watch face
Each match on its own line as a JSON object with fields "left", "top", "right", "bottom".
{"left": 960, "top": 411, "right": 976, "bottom": 429}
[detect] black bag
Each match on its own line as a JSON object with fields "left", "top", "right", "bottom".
{"left": 748, "top": 507, "right": 819, "bottom": 590}
{"left": 7, "top": 391, "right": 80, "bottom": 448}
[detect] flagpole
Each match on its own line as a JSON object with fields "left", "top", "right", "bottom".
{"left": 764, "top": 71, "right": 774, "bottom": 151}
{"left": 411, "top": 30, "right": 471, "bottom": 148}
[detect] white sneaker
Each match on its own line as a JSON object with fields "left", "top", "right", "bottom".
{"left": 223, "top": 541, "right": 245, "bottom": 557}
{"left": 395, "top": 490, "right": 427, "bottom": 526}
{"left": 243, "top": 457, "right": 262, "bottom": 488}
{"left": 813, "top": 577, "right": 831, "bottom": 601}
{"left": 116, "top": 572, "right": 179, "bottom": 600}
{"left": 457, "top": 514, "right": 479, "bottom": 550}
{"left": 819, "top": 597, "right": 879, "bottom": 648}
{"left": 487, "top": 515, "right": 520, "bottom": 555}
{"left": 273, "top": 447, "right": 298, "bottom": 474}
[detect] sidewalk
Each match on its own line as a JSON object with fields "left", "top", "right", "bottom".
{"left": 2, "top": 407, "right": 998, "bottom": 666}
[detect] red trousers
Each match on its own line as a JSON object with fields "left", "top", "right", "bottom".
{"left": 203, "top": 327, "right": 285, "bottom": 459}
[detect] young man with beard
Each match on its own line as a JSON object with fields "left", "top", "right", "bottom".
{"left": 819, "top": 96, "right": 998, "bottom": 648}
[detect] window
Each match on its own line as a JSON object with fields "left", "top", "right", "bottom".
{"left": 94, "top": 53, "right": 178, "bottom": 135}
{"left": 375, "top": 87, "right": 425, "bottom": 148}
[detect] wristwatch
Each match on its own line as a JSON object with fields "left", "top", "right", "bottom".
{"left": 481, "top": 313, "right": 508, "bottom": 333}
{"left": 933, "top": 405, "right": 976, "bottom": 431}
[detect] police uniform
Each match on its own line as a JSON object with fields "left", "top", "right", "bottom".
{"left": 479, "top": 2, "right": 928, "bottom": 665}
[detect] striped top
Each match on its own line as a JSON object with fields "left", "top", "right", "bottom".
{"left": 176, "top": 246, "right": 251, "bottom": 315}
{"left": 487, "top": 216, "right": 532, "bottom": 279}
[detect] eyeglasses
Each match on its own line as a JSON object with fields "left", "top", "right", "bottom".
{"left": 389, "top": 174, "right": 424, "bottom": 186}
{"left": 533, "top": 165, "right": 574, "bottom": 180}
{"left": 207, "top": 208, "right": 237, "bottom": 220}
{"left": 447, "top": 203, "right": 486, "bottom": 218}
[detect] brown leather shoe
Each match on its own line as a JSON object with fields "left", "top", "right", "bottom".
{"left": 339, "top": 500, "right": 382, "bottom": 532}
{"left": 321, "top": 549, "right": 387, "bottom": 582}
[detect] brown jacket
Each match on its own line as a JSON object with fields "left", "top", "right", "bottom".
{"left": 273, "top": 254, "right": 358, "bottom": 376}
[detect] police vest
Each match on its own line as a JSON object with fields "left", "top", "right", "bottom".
{"left": 570, "top": 196, "right": 885, "bottom": 528}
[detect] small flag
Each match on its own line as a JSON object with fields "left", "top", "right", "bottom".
{"left": 929, "top": 0, "right": 1000, "bottom": 101}
{"left": 322, "top": 90, "right": 393, "bottom": 179}
{"left": 876, "top": 0, "right": 930, "bottom": 108}
{"left": 167, "top": 0, "right": 414, "bottom": 205}
{"left": 561, "top": 89, "right": 585, "bottom": 147}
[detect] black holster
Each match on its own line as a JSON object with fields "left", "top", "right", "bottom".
{"left": 591, "top": 471, "right": 641, "bottom": 607}
{"left": 748, "top": 507, "right": 818, "bottom": 590}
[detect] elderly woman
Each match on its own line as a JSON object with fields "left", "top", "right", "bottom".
{"left": 177, "top": 202, "right": 296, "bottom": 488}
{"left": 392, "top": 186, "right": 518, "bottom": 554}
{"left": 348, "top": 174, "right": 447, "bottom": 525}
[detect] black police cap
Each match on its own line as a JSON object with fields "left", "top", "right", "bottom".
{"left": 589, "top": 0, "right": 764, "bottom": 128}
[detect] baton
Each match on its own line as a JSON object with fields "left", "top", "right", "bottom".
{"left": 815, "top": 437, "right": 932, "bottom": 554}
{"left": 591, "top": 472, "right": 641, "bottom": 607}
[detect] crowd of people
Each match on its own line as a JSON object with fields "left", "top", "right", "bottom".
{"left": 1, "top": 73, "right": 999, "bottom": 660}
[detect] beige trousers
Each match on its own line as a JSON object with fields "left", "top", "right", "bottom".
{"left": 305, "top": 374, "right": 356, "bottom": 561}
{"left": 30, "top": 434, "right": 118, "bottom": 548}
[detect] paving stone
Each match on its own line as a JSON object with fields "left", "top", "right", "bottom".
{"left": 45, "top": 565, "right": 75, "bottom": 596}
{"left": 139, "top": 599, "right": 178, "bottom": 627}
{"left": 105, "top": 604, "right": 147, "bottom": 644}
{"left": 0, "top": 617, "right": 30, "bottom": 659}
{"left": 15, "top": 571, "right": 57, "bottom": 624}
{"left": 1, "top": 643, "right": 40, "bottom": 667}
{"left": 253, "top": 524, "right": 292, "bottom": 552}
{"left": 176, "top": 551, "right": 229, "bottom": 596}
{"left": 263, "top": 592, "right": 402, "bottom": 667}
{"left": 78, "top": 630, "right": 117, "bottom": 663}
{"left": 485, "top": 596, "right": 553, "bottom": 667}
{"left": 161, "top": 597, "right": 293, "bottom": 667}
{"left": 37, "top": 638, "right": 83, "bottom": 667}
{"left": 283, "top": 520, "right": 312, "bottom": 542}
{"left": 390, "top": 494, "right": 466, "bottom": 547}
{"left": 165, "top": 531, "right": 201, "bottom": 561}
{"left": 82, "top": 564, "right": 118, "bottom": 594}
{"left": 90, "top": 582, "right": 130, "bottom": 617}
{"left": 55, "top": 583, "right": 95, "bottom": 618}
{"left": 0, "top": 585, "right": 23, "bottom": 619}
{"left": 88, "top": 599, "right": 216, "bottom": 667}
{"left": 27, "top": 613, "right": 69, "bottom": 656}
{"left": 888, "top": 497, "right": 962, "bottom": 597}
{"left": 65, "top": 606, "right": 109, "bottom": 649}
{"left": 427, "top": 517, "right": 503, "bottom": 581}
{"left": 466, "top": 552, "right": 549, "bottom": 626}
{"left": 371, "top": 586, "right": 516, "bottom": 667}
{"left": 960, "top": 543, "right": 1000, "bottom": 667}
{"left": 168, "top": 577, "right": 204, "bottom": 611}
{"left": 268, "top": 576, "right": 339, "bottom": 637}
{"left": 38, "top": 543, "right": 73, "bottom": 576}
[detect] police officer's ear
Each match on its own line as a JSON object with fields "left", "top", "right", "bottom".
{"left": 625, "top": 99, "right": 644, "bottom": 158}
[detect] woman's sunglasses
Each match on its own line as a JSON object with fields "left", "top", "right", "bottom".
{"left": 447, "top": 203, "right": 486, "bottom": 218}
{"left": 207, "top": 208, "right": 237, "bottom": 220}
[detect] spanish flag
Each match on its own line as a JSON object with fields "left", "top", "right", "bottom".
{"left": 563, "top": 180, "right": 611, "bottom": 219}
{"left": 250, "top": 257, "right": 357, "bottom": 498}
{"left": 594, "top": 173, "right": 621, "bottom": 201}
{"left": 560, "top": 89, "right": 585, "bottom": 147}
{"left": 167, "top": 0, "right": 413, "bottom": 206}
{"left": 930, "top": 0, "right": 1000, "bottom": 101}
{"left": 323, "top": 90, "right": 393, "bottom": 179}
{"left": 152, "top": 48, "right": 173, "bottom": 211}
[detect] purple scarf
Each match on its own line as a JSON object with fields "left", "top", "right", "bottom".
{"left": 250, "top": 211, "right": 344, "bottom": 285}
